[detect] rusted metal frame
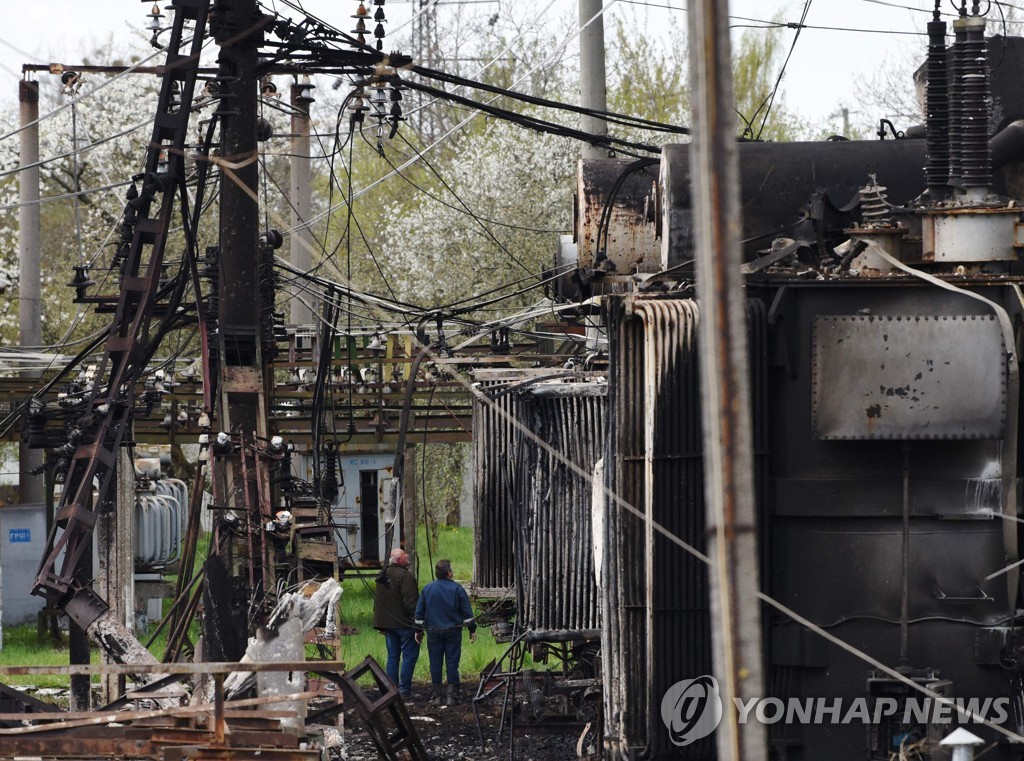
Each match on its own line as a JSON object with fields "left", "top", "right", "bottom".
{"left": 145, "top": 567, "right": 205, "bottom": 649}
{"left": 32, "top": 0, "right": 212, "bottom": 619}
{"left": 238, "top": 440, "right": 258, "bottom": 596}
{"left": 0, "top": 736, "right": 157, "bottom": 757}
{"left": 163, "top": 462, "right": 210, "bottom": 645}
{"left": 98, "top": 672, "right": 190, "bottom": 712}
{"left": 252, "top": 441, "right": 273, "bottom": 595}
{"left": 0, "top": 681, "right": 61, "bottom": 728}
{"left": 0, "top": 660, "right": 342, "bottom": 677}
{"left": 212, "top": 0, "right": 273, "bottom": 632}
{"left": 0, "top": 689, "right": 320, "bottom": 735}
{"left": 688, "top": 0, "right": 767, "bottom": 758}
{"left": 181, "top": 115, "right": 219, "bottom": 417}
{"left": 473, "top": 629, "right": 563, "bottom": 748}
{"left": 213, "top": 674, "right": 226, "bottom": 744}
{"left": 164, "top": 569, "right": 206, "bottom": 662}
{"left": 336, "top": 657, "right": 429, "bottom": 761}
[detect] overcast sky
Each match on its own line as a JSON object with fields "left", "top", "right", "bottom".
{"left": 0, "top": 0, "right": 940, "bottom": 131}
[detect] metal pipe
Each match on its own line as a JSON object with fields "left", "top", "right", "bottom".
{"left": 687, "top": 0, "right": 767, "bottom": 758}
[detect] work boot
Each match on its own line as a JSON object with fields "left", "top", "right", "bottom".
{"left": 429, "top": 684, "right": 444, "bottom": 705}
{"left": 447, "top": 684, "right": 463, "bottom": 706}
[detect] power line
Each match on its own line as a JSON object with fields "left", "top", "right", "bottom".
{"left": 752, "top": 0, "right": 813, "bottom": 140}
{"left": 282, "top": 0, "right": 625, "bottom": 236}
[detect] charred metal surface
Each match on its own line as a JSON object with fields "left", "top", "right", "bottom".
{"left": 471, "top": 370, "right": 553, "bottom": 597}
{"left": 202, "top": 554, "right": 247, "bottom": 663}
{"left": 601, "top": 295, "right": 769, "bottom": 759}
{"left": 471, "top": 630, "right": 601, "bottom": 747}
{"left": 0, "top": 682, "right": 60, "bottom": 727}
{"left": 472, "top": 369, "right": 606, "bottom": 600}
{"left": 576, "top": 158, "right": 660, "bottom": 274}
{"left": 515, "top": 381, "right": 606, "bottom": 632}
{"left": 751, "top": 279, "right": 1023, "bottom": 759}
{"left": 660, "top": 140, "right": 929, "bottom": 269}
{"left": 812, "top": 314, "right": 1007, "bottom": 440}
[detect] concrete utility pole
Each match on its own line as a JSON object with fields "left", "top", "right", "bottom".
{"left": 213, "top": 0, "right": 274, "bottom": 624}
{"left": 579, "top": 0, "right": 609, "bottom": 159}
{"left": 95, "top": 449, "right": 136, "bottom": 704}
{"left": 18, "top": 78, "right": 43, "bottom": 505}
{"left": 687, "top": 1, "right": 767, "bottom": 760}
{"left": 290, "top": 78, "right": 314, "bottom": 328}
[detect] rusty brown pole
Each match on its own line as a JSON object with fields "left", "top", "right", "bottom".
{"left": 213, "top": 673, "right": 226, "bottom": 744}
{"left": 687, "top": 0, "right": 767, "bottom": 759}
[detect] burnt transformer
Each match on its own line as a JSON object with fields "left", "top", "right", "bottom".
{"left": 472, "top": 7, "right": 1024, "bottom": 761}
{"left": 594, "top": 6, "right": 1024, "bottom": 760}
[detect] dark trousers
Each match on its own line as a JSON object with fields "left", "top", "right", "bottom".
{"left": 384, "top": 627, "right": 420, "bottom": 693}
{"left": 426, "top": 628, "right": 462, "bottom": 687}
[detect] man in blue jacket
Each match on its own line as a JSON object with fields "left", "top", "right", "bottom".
{"left": 414, "top": 558, "right": 477, "bottom": 705}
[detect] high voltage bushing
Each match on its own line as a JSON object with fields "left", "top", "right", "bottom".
{"left": 948, "top": 14, "right": 967, "bottom": 187}
{"left": 925, "top": 13, "right": 949, "bottom": 194}
{"left": 960, "top": 14, "right": 991, "bottom": 190}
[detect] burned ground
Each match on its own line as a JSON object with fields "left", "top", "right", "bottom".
{"left": 332, "top": 697, "right": 592, "bottom": 760}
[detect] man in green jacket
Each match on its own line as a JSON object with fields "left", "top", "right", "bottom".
{"left": 373, "top": 548, "right": 420, "bottom": 699}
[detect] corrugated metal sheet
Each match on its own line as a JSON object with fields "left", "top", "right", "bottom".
{"left": 471, "top": 376, "right": 522, "bottom": 595}
{"left": 515, "top": 381, "right": 606, "bottom": 632}
{"left": 602, "top": 294, "right": 768, "bottom": 759}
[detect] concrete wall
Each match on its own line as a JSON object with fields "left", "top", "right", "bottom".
{"left": 0, "top": 503, "right": 46, "bottom": 627}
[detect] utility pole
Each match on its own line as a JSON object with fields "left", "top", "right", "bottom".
{"left": 212, "top": 0, "right": 274, "bottom": 636}
{"left": 290, "top": 78, "right": 314, "bottom": 328}
{"left": 18, "top": 78, "right": 43, "bottom": 505}
{"left": 579, "top": 0, "right": 609, "bottom": 159}
{"left": 687, "top": 0, "right": 767, "bottom": 760}
{"left": 415, "top": 0, "right": 438, "bottom": 141}
{"left": 95, "top": 449, "right": 135, "bottom": 704}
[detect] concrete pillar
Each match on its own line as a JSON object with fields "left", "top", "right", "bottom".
{"left": 579, "top": 0, "right": 609, "bottom": 159}
{"left": 290, "top": 78, "right": 314, "bottom": 327}
{"left": 95, "top": 449, "right": 136, "bottom": 704}
{"left": 18, "top": 79, "right": 43, "bottom": 505}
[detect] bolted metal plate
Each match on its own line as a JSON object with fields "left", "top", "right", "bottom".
{"left": 812, "top": 314, "right": 1007, "bottom": 440}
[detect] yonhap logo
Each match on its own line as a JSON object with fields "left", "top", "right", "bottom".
{"left": 661, "top": 675, "right": 723, "bottom": 746}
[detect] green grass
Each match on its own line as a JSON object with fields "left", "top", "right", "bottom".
{"left": 336, "top": 525, "right": 508, "bottom": 684}
{"left": 0, "top": 527, "right": 510, "bottom": 690}
{"left": 0, "top": 624, "right": 102, "bottom": 688}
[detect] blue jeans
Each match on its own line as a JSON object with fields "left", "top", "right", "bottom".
{"left": 426, "top": 628, "right": 462, "bottom": 687}
{"left": 384, "top": 628, "right": 420, "bottom": 693}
